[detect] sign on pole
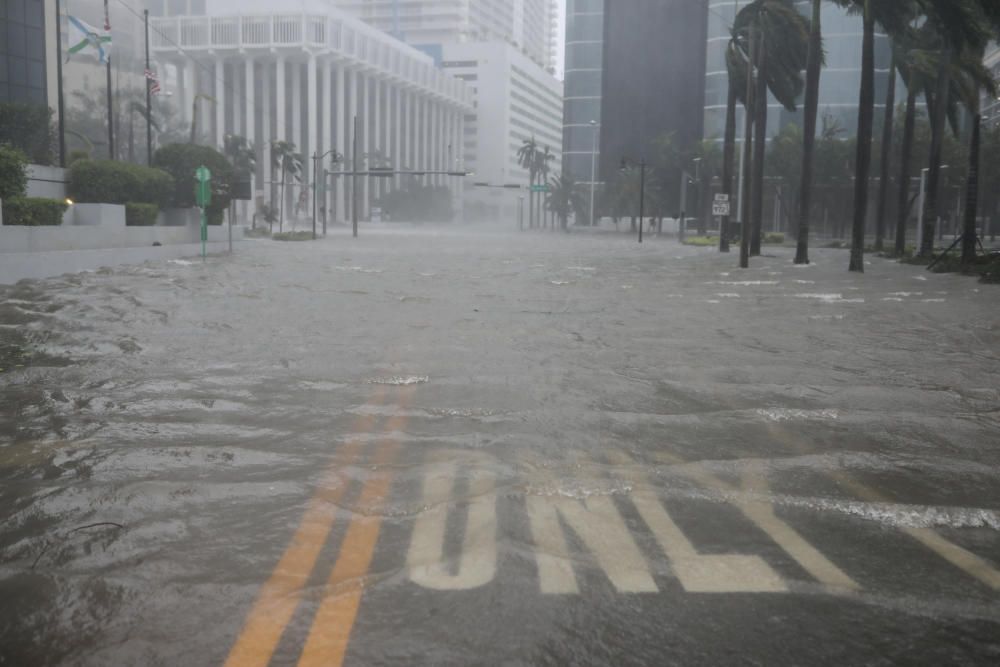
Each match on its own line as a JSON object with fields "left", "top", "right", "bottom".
{"left": 531, "top": 184, "right": 551, "bottom": 193}
{"left": 712, "top": 193, "right": 730, "bottom": 217}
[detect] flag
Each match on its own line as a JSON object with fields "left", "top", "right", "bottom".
{"left": 145, "top": 69, "right": 161, "bottom": 95}
{"left": 67, "top": 15, "right": 111, "bottom": 64}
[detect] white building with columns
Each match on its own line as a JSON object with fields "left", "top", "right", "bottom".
{"left": 150, "top": 0, "right": 473, "bottom": 223}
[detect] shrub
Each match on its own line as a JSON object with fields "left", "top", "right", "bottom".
{"left": 272, "top": 231, "right": 314, "bottom": 241}
{"left": 2, "top": 197, "right": 68, "bottom": 226}
{"left": 0, "top": 103, "right": 55, "bottom": 165}
{"left": 0, "top": 145, "right": 29, "bottom": 200}
{"left": 125, "top": 202, "right": 159, "bottom": 226}
{"left": 68, "top": 160, "right": 174, "bottom": 207}
{"left": 682, "top": 236, "right": 719, "bottom": 247}
{"left": 152, "top": 143, "right": 232, "bottom": 225}
{"left": 763, "top": 232, "right": 785, "bottom": 245}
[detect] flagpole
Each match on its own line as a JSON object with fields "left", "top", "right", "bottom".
{"left": 144, "top": 9, "right": 152, "bottom": 166}
{"left": 55, "top": 0, "right": 67, "bottom": 167}
{"left": 104, "top": 0, "right": 114, "bottom": 160}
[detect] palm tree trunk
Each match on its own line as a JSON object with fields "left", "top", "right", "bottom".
{"left": 921, "top": 44, "right": 952, "bottom": 257}
{"left": 279, "top": 168, "right": 286, "bottom": 233}
{"left": 740, "top": 26, "right": 757, "bottom": 269}
{"left": 849, "top": 0, "right": 875, "bottom": 273}
{"left": 795, "top": 0, "right": 822, "bottom": 265}
{"left": 750, "top": 41, "right": 768, "bottom": 257}
{"left": 894, "top": 88, "right": 917, "bottom": 257}
{"left": 875, "top": 56, "right": 896, "bottom": 252}
{"left": 721, "top": 81, "right": 737, "bottom": 253}
{"left": 962, "top": 110, "right": 981, "bottom": 265}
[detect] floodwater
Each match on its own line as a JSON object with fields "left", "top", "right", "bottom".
{"left": 1, "top": 227, "right": 999, "bottom": 666}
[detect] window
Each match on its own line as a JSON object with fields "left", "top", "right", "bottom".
{"left": 0, "top": 0, "right": 47, "bottom": 105}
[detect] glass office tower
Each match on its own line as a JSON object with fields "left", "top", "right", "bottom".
{"left": 561, "top": 0, "right": 604, "bottom": 183}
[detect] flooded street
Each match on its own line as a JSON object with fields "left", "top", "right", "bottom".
{"left": 1, "top": 227, "right": 999, "bottom": 666}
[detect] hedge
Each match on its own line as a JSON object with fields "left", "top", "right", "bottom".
{"left": 125, "top": 202, "right": 159, "bottom": 226}
{"left": 68, "top": 160, "right": 174, "bottom": 208}
{"left": 0, "top": 145, "right": 28, "bottom": 201}
{"left": 2, "top": 197, "right": 68, "bottom": 226}
{"left": 153, "top": 143, "right": 233, "bottom": 225}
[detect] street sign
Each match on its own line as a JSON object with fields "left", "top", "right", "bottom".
{"left": 531, "top": 184, "right": 550, "bottom": 193}
{"left": 195, "top": 165, "right": 212, "bottom": 207}
{"left": 713, "top": 193, "right": 730, "bottom": 217}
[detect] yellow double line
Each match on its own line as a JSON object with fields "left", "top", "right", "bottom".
{"left": 224, "top": 385, "right": 414, "bottom": 667}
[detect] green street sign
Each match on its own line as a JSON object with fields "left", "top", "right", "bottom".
{"left": 195, "top": 165, "right": 212, "bottom": 207}
{"left": 531, "top": 184, "right": 550, "bottom": 193}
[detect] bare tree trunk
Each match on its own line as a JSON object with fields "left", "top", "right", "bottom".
{"left": 895, "top": 88, "right": 917, "bottom": 256}
{"left": 721, "top": 81, "right": 737, "bottom": 253}
{"left": 962, "top": 111, "right": 981, "bottom": 265}
{"left": 921, "top": 44, "right": 952, "bottom": 257}
{"left": 795, "top": 0, "right": 822, "bottom": 265}
{"left": 849, "top": 0, "right": 874, "bottom": 273}
{"left": 750, "top": 41, "right": 768, "bottom": 257}
{"left": 875, "top": 56, "right": 896, "bottom": 252}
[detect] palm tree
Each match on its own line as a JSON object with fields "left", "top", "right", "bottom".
{"left": 271, "top": 140, "right": 303, "bottom": 233}
{"left": 535, "top": 146, "right": 555, "bottom": 229}
{"left": 829, "top": 0, "right": 918, "bottom": 270}
{"left": 908, "top": 0, "right": 995, "bottom": 257}
{"left": 794, "top": 0, "right": 823, "bottom": 265}
{"left": 223, "top": 134, "right": 256, "bottom": 226}
{"left": 517, "top": 136, "right": 539, "bottom": 228}
{"left": 547, "top": 173, "right": 586, "bottom": 230}
{"left": 728, "top": 0, "right": 806, "bottom": 265}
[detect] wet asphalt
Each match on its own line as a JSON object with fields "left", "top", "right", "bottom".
{"left": 1, "top": 226, "right": 999, "bottom": 666}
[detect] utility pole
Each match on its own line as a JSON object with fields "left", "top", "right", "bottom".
{"left": 144, "top": 9, "right": 153, "bottom": 165}
{"left": 104, "top": 0, "right": 115, "bottom": 160}
{"left": 352, "top": 116, "right": 359, "bottom": 238}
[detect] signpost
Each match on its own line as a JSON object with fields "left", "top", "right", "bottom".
{"left": 712, "top": 193, "right": 731, "bottom": 218}
{"left": 195, "top": 165, "right": 211, "bottom": 258}
{"left": 531, "top": 184, "right": 550, "bottom": 193}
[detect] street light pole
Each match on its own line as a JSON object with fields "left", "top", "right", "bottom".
{"left": 589, "top": 120, "right": 599, "bottom": 226}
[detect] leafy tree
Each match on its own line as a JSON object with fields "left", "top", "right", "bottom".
{"left": 0, "top": 103, "right": 55, "bottom": 165}
{"left": 152, "top": 143, "right": 233, "bottom": 225}
{"left": 0, "top": 145, "right": 29, "bottom": 200}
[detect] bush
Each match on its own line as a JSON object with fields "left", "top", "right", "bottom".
{"left": 125, "top": 202, "right": 159, "bottom": 226}
{"left": 0, "top": 103, "right": 55, "bottom": 165}
{"left": 763, "top": 232, "right": 785, "bottom": 245}
{"left": 2, "top": 197, "right": 68, "bottom": 226}
{"left": 152, "top": 143, "right": 233, "bottom": 225}
{"left": 68, "top": 160, "right": 174, "bottom": 207}
{"left": 0, "top": 145, "right": 29, "bottom": 200}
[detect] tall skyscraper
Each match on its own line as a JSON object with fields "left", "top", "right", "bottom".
{"left": 334, "top": 0, "right": 558, "bottom": 71}
{"left": 1, "top": 0, "right": 56, "bottom": 106}
{"left": 561, "top": 0, "right": 604, "bottom": 185}
{"left": 704, "top": 0, "right": 894, "bottom": 141}
{"left": 561, "top": 1, "right": 710, "bottom": 184}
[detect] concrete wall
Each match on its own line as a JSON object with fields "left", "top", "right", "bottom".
{"left": 0, "top": 223, "right": 236, "bottom": 253}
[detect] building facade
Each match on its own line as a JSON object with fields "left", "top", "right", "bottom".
{"left": 704, "top": 0, "right": 894, "bottom": 141}
{"left": 560, "top": 0, "right": 604, "bottom": 185}
{"left": 333, "top": 0, "right": 558, "bottom": 71}
{"left": 598, "top": 0, "right": 708, "bottom": 182}
{"left": 0, "top": 0, "right": 56, "bottom": 107}
{"left": 441, "top": 41, "right": 563, "bottom": 221}
{"left": 151, "top": 0, "right": 473, "bottom": 222}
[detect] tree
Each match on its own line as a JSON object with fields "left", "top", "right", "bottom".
{"left": 535, "top": 145, "right": 555, "bottom": 229}
{"left": 517, "top": 136, "right": 539, "bottom": 228}
{"left": 270, "top": 140, "right": 303, "bottom": 233}
{"left": 546, "top": 173, "right": 586, "bottom": 230}
{"left": 732, "top": 0, "right": 808, "bottom": 257}
{"left": 795, "top": 0, "right": 823, "bottom": 265}
{"left": 152, "top": 143, "right": 233, "bottom": 225}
